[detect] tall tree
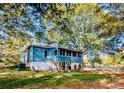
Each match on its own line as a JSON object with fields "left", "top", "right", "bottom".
{"left": 0, "top": 4, "right": 32, "bottom": 64}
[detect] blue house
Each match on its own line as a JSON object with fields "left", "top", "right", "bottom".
{"left": 20, "top": 44, "right": 83, "bottom": 71}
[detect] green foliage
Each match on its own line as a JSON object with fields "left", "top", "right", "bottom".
{"left": 44, "top": 4, "right": 124, "bottom": 65}
{"left": 0, "top": 3, "right": 124, "bottom": 65}
{"left": 0, "top": 4, "right": 26, "bottom": 19}
{"left": 99, "top": 13, "right": 124, "bottom": 37}
{"left": 35, "top": 32, "right": 45, "bottom": 43}
{"left": 71, "top": 73, "right": 112, "bottom": 84}
{"left": 46, "top": 4, "right": 105, "bottom": 51}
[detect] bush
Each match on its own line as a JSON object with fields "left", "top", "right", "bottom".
{"left": 18, "top": 63, "right": 26, "bottom": 71}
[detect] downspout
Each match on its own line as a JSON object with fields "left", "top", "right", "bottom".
{"left": 32, "top": 45, "right": 33, "bottom": 62}
{"left": 56, "top": 46, "right": 59, "bottom": 70}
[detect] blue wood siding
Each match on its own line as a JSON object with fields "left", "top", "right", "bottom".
{"left": 47, "top": 49, "right": 57, "bottom": 62}
{"left": 57, "top": 56, "right": 82, "bottom": 63}
{"left": 31, "top": 46, "right": 56, "bottom": 62}
{"left": 33, "top": 47, "right": 45, "bottom": 62}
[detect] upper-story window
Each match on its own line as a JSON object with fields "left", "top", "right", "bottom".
{"left": 78, "top": 52, "right": 82, "bottom": 57}
{"left": 44, "top": 50, "right": 48, "bottom": 58}
{"left": 59, "top": 49, "right": 81, "bottom": 57}
{"left": 73, "top": 52, "right": 77, "bottom": 57}
{"left": 67, "top": 50, "right": 71, "bottom": 56}
{"left": 60, "top": 49, "right": 65, "bottom": 56}
{"left": 54, "top": 50, "right": 57, "bottom": 55}
{"left": 60, "top": 49, "right": 62, "bottom": 55}
{"left": 62, "top": 50, "right": 65, "bottom": 56}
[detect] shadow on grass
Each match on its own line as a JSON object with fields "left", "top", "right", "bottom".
{"left": 0, "top": 75, "right": 54, "bottom": 89}
{"left": 0, "top": 66, "right": 18, "bottom": 72}
{"left": 0, "top": 72, "right": 114, "bottom": 89}
{"left": 0, "top": 66, "right": 30, "bottom": 72}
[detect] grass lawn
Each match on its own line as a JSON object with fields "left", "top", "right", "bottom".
{"left": 0, "top": 66, "right": 117, "bottom": 89}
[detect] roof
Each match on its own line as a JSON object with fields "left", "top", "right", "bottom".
{"left": 27, "top": 44, "right": 56, "bottom": 49}
{"left": 24, "top": 44, "right": 83, "bottom": 53}
{"left": 58, "top": 47, "right": 83, "bottom": 53}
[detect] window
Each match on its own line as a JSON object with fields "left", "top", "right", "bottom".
{"left": 78, "top": 53, "right": 82, "bottom": 57}
{"left": 62, "top": 50, "right": 65, "bottom": 56}
{"left": 54, "top": 50, "right": 57, "bottom": 55}
{"left": 67, "top": 51, "right": 69, "bottom": 56}
{"left": 60, "top": 49, "right": 62, "bottom": 55}
{"left": 44, "top": 50, "right": 48, "bottom": 58}
{"left": 69, "top": 51, "right": 71, "bottom": 56}
{"left": 73, "top": 52, "right": 74, "bottom": 57}
{"left": 60, "top": 49, "right": 65, "bottom": 56}
{"left": 67, "top": 51, "right": 71, "bottom": 56}
{"left": 73, "top": 52, "right": 76, "bottom": 57}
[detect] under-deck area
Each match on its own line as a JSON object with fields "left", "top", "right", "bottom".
{"left": 48, "top": 62, "right": 82, "bottom": 71}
